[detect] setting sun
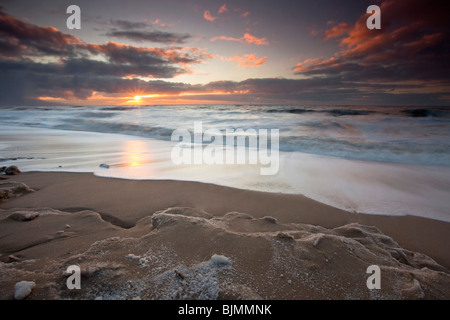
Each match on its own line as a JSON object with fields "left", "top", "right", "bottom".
{"left": 134, "top": 95, "right": 141, "bottom": 102}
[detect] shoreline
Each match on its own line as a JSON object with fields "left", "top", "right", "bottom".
{"left": 2, "top": 124, "right": 450, "bottom": 223}
{"left": 1, "top": 172, "right": 449, "bottom": 299}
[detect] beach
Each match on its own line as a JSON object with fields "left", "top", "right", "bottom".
{"left": 1, "top": 0, "right": 450, "bottom": 302}
{"left": 1, "top": 172, "right": 449, "bottom": 300}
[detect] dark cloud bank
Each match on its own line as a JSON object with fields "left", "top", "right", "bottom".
{"left": 0, "top": 1, "right": 449, "bottom": 106}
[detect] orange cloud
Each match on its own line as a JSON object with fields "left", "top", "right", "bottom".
{"left": 242, "top": 33, "right": 268, "bottom": 45}
{"left": 218, "top": 4, "right": 228, "bottom": 14}
{"left": 210, "top": 32, "right": 268, "bottom": 45}
{"left": 203, "top": 10, "right": 217, "bottom": 22}
{"left": 210, "top": 35, "right": 238, "bottom": 42}
{"left": 241, "top": 11, "right": 250, "bottom": 18}
{"left": 292, "top": 57, "right": 339, "bottom": 73}
{"left": 323, "top": 22, "right": 352, "bottom": 40}
{"left": 227, "top": 54, "right": 267, "bottom": 67}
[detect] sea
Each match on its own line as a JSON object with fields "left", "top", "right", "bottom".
{"left": 1, "top": 105, "right": 449, "bottom": 222}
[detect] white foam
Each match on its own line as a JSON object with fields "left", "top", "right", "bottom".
{"left": 154, "top": 254, "right": 232, "bottom": 300}
{"left": 210, "top": 254, "right": 230, "bottom": 266}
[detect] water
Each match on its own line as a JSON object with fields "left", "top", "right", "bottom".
{"left": 1, "top": 105, "right": 450, "bottom": 166}
{"left": 1, "top": 105, "right": 450, "bottom": 221}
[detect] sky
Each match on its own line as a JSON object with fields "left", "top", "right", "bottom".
{"left": 0, "top": 0, "right": 449, "bottom": 106}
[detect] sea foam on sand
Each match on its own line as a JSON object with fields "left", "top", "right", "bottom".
{"left": 0, "top": 206, "right": 449, "bottom": 300}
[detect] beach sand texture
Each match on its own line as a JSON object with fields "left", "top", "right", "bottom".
{"left": 0, "top": 172, "right": 449, "bottom": 299}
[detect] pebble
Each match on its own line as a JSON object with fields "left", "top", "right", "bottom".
{"left": 14, "top": 281, "right": 36, "bottom": 300}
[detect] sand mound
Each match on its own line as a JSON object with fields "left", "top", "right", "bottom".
{"left": 0, "top": 207, "right": 448, "bottom": 300}
{"left": 0, "top": 181, "right": 33, "bottom": 202}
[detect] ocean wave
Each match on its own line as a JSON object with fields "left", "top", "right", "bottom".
{"left": 79, "top": 112, "right": 118, "bottom": 118}
{"left": 266, "top": 108, "right": 374, "bottom": 116}
{"left": 53, "top": 120, "right": 175, "bottom": 139}
{"left": 100, "top": 106, "right": 136, "bottom": 111}
{"left": 278, "top": 136, "right": 450, "bottom": 166}
{"left": 1, "top": 105, "right": 449, "bottom": 167}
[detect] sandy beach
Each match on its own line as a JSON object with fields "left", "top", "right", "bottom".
{"left": 0, "top": 172, "right": 449, "bottom": 300}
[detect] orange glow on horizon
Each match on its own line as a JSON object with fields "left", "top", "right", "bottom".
{"left": 123, "top": 90, "right": 249, "bottom": 104}
{"left": 37, "top": 89, "right": 252, "bottom": 106}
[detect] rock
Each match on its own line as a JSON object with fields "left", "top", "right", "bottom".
{"left": 0, "top": 166, "right": 6, "bottom": 173}
{"left": 8, "top": 211, "right": 40, "bottom": 221}
{"left": 14, "top": 281, "right": 36, "bottom": 300}
{"left": 99, "top": 164, "right": 110, "bottom": 169}
{"left": 5, "top": 166, "right": 21, "bottom": 175}
{"left": 8, "top": 255, "right": 20, "bottom": 262}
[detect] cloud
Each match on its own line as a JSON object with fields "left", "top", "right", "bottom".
{"left": 0, "top": 8, "right": 207, "bottom": 66}
{"left": 241, "top": 11, "right": 250, "bottom": 18}
{"left": 227, "top": 54, "right": 267, "bottom": 67}
{"left": 109, "top": 18, "right": 173, "bottom": 29}
{"left": 0, "top": 8, "right": 81, "bottom": 57}
{"left": 0, "top": 8, "right": 213, "bottom": 104}
{"left": 323, "top": 22, "right": 352, "bottom": 40}
{"left": 106, "top": 18, "right": 186, "bottom": 44}
{"left": 109, "top": 19, "right": 149, "bottom": 30}
{"left": 203, "top": 10, "right": 217, "bottom": 22}
{"left": 105, "top": 30, "right": 191, "bottom": 44}
{"left": 293, "top": 0, "right": 450, "bottom": 101}
{"left": 0, "top": 2, "right": 448, "bottom": 106}
{"left": 210, "top": 32, "right": 268, "bottom": 45}
{"left": 242, "top": 33, "right": 268, "bottom": 45}
{"left": 218, "top": 4, "right": 228, "bottom": 14}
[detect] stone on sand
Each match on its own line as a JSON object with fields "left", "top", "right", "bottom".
{"left": 5, "top": 166, "right": 21, "bottom": 175}
{"left": 8, "top": 211, "right": 40, "bottom": 221}
{"left": 14, "top": 281, "right": 36, "bottom": 300}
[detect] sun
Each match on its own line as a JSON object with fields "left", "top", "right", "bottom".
{"left": 134, "top": 95, "right": 142, "bottom": 102}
